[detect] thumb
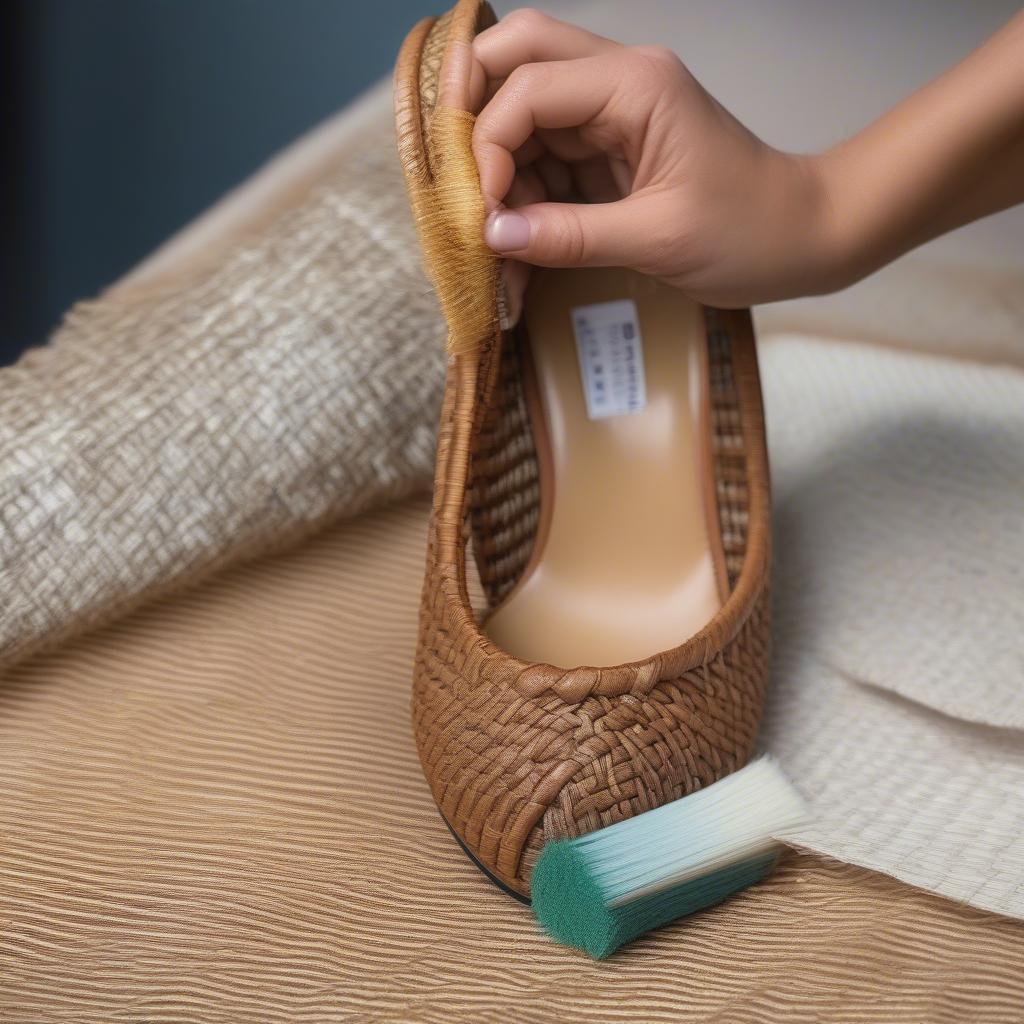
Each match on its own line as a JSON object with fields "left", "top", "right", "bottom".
{"left": 484, "top": 196, "right": 656, "bottom": 270}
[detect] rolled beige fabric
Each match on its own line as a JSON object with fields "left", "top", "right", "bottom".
{"left": 0, "top": 104, "right": 446, "bottom": 667}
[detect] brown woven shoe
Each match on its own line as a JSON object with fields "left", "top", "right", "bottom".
{"left": 395, "top": 0, "right": 772, "bottom": 900}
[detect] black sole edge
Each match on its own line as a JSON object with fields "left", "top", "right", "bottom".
{"left": 439, "top": 808, "right": 532, "bottom": 906}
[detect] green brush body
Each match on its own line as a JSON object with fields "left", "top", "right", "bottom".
{"left": 531, "top": 757, "right": 808, "bottom": 958}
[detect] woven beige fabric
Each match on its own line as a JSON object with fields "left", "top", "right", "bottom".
{"left": 762, "top": 337, "right": 1024, "bottom": 917}
{"left": 3, "top": 496, "right": 1023, "bottom": 1024}
{"left": 0, "top": 118, "right": 442, "bottom": 668}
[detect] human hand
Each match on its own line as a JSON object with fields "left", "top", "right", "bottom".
{"left": 471, "top": 8, "right": 1024, "bottom": 319}
{"left": 471, "top": 9, "right": 841, "bottom": 314}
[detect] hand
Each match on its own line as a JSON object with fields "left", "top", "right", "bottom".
{"left": 471, "top": 9, "right": 840, "bottom": 313}
{"left": 470, "top": 8, "right": 1024, "bottom": 317}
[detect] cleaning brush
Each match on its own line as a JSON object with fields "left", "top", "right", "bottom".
{"left": 531, "top": 757, "right": 809, "bottom": 958}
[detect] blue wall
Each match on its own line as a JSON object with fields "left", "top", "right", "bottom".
{"left": 3, "top": 0, "right": 430, "bottom": 361}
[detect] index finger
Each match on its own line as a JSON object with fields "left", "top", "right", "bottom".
{"left": 473, "top": 56, "right": 623, "bottom": 210}
{"left": 473, "top": 8, "right": 619, "bottom": 81}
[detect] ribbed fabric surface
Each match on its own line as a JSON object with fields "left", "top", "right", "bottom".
{"left": 3, "top": 497, "right": 1022, "bottom": 1023}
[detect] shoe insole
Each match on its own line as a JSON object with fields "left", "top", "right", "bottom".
{"left": 484, "top": 267, "right": 725, "bottom": 668}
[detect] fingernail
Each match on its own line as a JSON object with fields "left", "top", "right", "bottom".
{"left": 485, "top": 210, "right": 530, "bottom": 252}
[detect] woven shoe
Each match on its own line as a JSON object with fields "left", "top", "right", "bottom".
{"left": 395, "top": 0, "right": 772, "bottom": 900}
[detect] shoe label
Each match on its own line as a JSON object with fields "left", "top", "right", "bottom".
{"left": 571, "top": 299, "right": 647, "bottom": 420}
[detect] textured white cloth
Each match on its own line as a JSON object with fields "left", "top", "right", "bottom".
{"left": 760, "top": 338, "right": 1024, "bottom": 919}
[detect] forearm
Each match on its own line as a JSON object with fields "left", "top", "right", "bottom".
{"left": 819, "top": 10, "right": 1024, "bottom": 285}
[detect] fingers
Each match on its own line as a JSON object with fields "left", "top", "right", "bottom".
{"left": 473, "top": 8, "right": 618, "bottom": 80}
{"left": 473, "top": 54, "right": 628, "bottom": 209}
{"left": 505, "top": 165, "right": 546, "bottom": 209}
{"left": 484, "top": 195, "right": 661, "bottom": 270}
{"left": 534, "top": 153, "right": 574, "bottom": 201}
{"left": 471, "top": 11, "right": 686, "bottom": 281}
{"left": 438, "top": 39, "right": 486, "bottom": 112}
{"left": 570, "top": 155, "right": 627, "bottom": 203}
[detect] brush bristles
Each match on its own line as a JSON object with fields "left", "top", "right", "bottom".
{"left": 531, "top": 757, "right": 809, "bottom": 958}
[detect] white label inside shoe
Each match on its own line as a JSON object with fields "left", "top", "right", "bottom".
{"left": 571, "top": 299, "right": 647, "bottom": 419}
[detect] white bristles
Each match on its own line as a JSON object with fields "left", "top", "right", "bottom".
{"left": 573, "top": 757, "right": 808, "bottom": 907}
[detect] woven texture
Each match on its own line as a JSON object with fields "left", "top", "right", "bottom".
{"left": 0, "top": 119, "right": 443, "bottom": 667}
{"left": 3, "top": 497, "right": 1024, "bottom": 1024}
{"left": 762, "top": 336, "right": 1024, "bottom": 920}
{"left": 468, "top": 336, "right": 542, "bottom": 606}
{"left": 397, "top": 0, "right": 773, "bottom": 895}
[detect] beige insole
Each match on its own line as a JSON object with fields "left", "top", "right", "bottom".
{"left": 484, "top": 267, "right": 724, "bottom": 668}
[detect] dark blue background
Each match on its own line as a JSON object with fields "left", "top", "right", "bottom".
{"left": 2, "top": 0, "right": 429, "bottom": 363}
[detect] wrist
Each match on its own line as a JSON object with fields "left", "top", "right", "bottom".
{"left": 792, "top": 150, "right": 874, "bottom": 296}
{"left": 806, "top": 137, "right": 924, "bottom": 294}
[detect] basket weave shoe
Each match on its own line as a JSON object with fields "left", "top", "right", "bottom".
{"left": 395, "top": 0, "right": 772, "bottom": 899}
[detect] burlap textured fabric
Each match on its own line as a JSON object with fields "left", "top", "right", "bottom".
{"left": 3, "top": 497, "right": 1024, "bottom": 1024}
{"left": 0, "top": 117, "right": 443, "bottom": 668}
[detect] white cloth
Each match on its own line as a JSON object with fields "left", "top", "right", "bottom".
{"left": 761, "top": 337, "right": 1024, "bottom": 918}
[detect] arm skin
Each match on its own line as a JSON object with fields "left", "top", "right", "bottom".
{"left": 469, "top": 8, "right": 1024, "bottom": 311}
{"left": 819, "top": 8, "right": 1024, "bottom": 287}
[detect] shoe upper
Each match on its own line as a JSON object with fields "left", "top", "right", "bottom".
{"left": 396, "top": 0, "right": 772, "bottom": 896}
